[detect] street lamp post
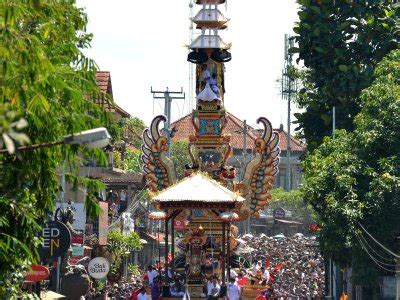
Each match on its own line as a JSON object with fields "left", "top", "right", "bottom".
{"left": 0, "top": 127, "right": 111, "bottom": 153}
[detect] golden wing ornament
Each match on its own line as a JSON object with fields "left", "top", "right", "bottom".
{"left": 237, "top": 117, "right": 280, "bottom": 217}
{"left": 141, "top": 115, "right": 176, "bottom": 192}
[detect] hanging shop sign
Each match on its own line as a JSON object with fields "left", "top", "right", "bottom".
{"left": 72, "top": 245, "right": 84, "bottom": 257}
{"left": 25, "top": 264, "right": 50, "bottom": 282}
{"left": 174, "top": 219, "right": 185, "bottom": 231}
{"left": 71, "top": 233, "right": 84, "bottom": 245}
{"left": 98, "top": 202, "right": 108, "bottom": 245}
{"left": 88, "top": 257, "right": 110, "bottom": 279}
{"left": 39, "top": 220, "right": 71, "bottom": 259}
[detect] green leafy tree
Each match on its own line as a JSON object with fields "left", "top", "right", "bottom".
{"left": 1, "top": 1, "right": 110, "bottom": 296}
{"left": 123, "top": 148, "right": 142, "bottom": 172}
{"left": 111, "top": 117, "right": 145, "bottom": 172}
{"left": 122, "top": 117, "right": 146, "bottom": 149}
{"left": 270, "top": 188, "right": 316, "bottom": 225}
{"left": 301, "top": 50, "right": 400, "bottom": 290}
{"left": 0, "top": 103, "right": 30, "bottom": 154}
{"left": 105, "top": 229, "right": 142, "bottom": 274}
{"left": 292, "top": 0, "right": 399, "bottom": 150}
{"left": 170, "top": 140, "right": 191, "bottom": 179}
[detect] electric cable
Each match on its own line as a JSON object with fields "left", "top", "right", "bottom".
{"left": 358, "top": 223, "right": 400, "bottom": 258}
{"left": 355, "top": 231, "right": 398, "bottom": 267}
{"left": 357, "top": 230, "right": 395, "bottom": 262}
{"left": 355, "top": 233, "right": 397, "bottom": 273}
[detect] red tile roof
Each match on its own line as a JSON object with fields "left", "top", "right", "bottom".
{"left": 96, "top": 71, "right": 112, "bottom": 95}
{"left": 171, "top": 112, "right": 306, "bottom": 152}
{"left": 95, "top": 71, "right": 130, "bottom": 118}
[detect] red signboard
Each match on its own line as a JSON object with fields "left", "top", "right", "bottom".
{"left": 174, "top": 219, "right": 185, "bottom": 231}
{"left": 69, "top": 256, "right": 83, "bottom": 265}
{"left": 72, "top": 233, "right": 84, "bottom": 245}
{"left": 25, "top": 265, "right": 50, "bottom": 282}
{"left": 99, "top": 202, "right": 108, "bottom": 245}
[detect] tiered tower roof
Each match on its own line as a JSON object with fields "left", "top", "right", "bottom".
{"left": 195, "top": 0, "right": 225, "bottom": 4}
{"left": 193, "top": 8, "right": 228, "bottom": 29}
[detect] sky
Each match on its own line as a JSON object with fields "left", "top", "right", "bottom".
{"left": 77, "top": 0, "right": 300, "bottom": 130}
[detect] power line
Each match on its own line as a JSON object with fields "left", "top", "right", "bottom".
{"left": 355, "top": 231, "right": 398, "bottom": 267}
{"left": 355, "top": 233, "right": 397, "bottom": 273}
{"left": 357, "top": 230, "right": 396, "bottom": 263}
{"left": 358, "top": 222, "right": 400, "bottom": 258}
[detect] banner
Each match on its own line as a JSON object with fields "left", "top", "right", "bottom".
{"left": 174, "top": 219, "right": 185, "bottom": 231}
{"left": 98, "top": 202, "right": 108, "bottom": 245}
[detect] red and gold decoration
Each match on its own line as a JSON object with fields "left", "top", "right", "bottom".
{"left": 141, "top": 0, "right": 280, "bottom": 287}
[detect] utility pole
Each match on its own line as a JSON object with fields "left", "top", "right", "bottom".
{"left": 333, "top": 106, "right": 336, "bottom": 140}
{"left": 242, "top": 119, "right": 247, "bottom": 180}
{"left": 242, "top": 120, "right": 251, "bottom": 234}
{"left": 396, "top": 235, "right": 400, "bottom": 300}
{"left": 151, "top": 87, "right": 185, "bottom": 157}
{"left": 396, "top": 256, "right": 399, "bottom": 300}
{"left": 281, "top": 34, "right": 297, "bottom": 191}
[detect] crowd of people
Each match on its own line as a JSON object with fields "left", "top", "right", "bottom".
{"left": 82, "top": 233, "right": 324, "bottom": 299}
{"left": 237, "top": 233, "right": 325, "bottom": 299}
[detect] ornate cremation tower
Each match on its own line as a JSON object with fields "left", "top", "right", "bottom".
{"left": 141, "top": 0, "right": 281, "bottom": 292}
{"left": 186, "top": 0, "right": 232, "bottom": 181}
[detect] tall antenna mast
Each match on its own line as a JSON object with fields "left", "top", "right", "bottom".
{"left": 188, "top": 0, "right": 195, "bottom": 113}
{"left": 281, "top": 34, "right": 297, "bottom": 191}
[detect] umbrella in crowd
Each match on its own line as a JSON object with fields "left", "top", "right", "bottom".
{"left": 236, "top": 233, "right": 325, "bottom": 299}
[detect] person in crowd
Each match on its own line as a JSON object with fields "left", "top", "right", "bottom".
{"left": 206, "top": 275, "right": 221, "bottom": 300}
{"left": 206, "top": 73, "right": 219, "bottom": 96}
{"left": 260, "top": 266, "right": 270, "bottom": 285}
{"left": 151, "top": 276, "right": 161, "bottom": 300}
{"left": 227, "top": 277, "right": 240, "bottom": 300}
{"left": 130, "top": 284, "right": 142, "bottom": 300}
{"left": 236, "top": 272, "right": 247, "bottom": 288}
{"left": 199, "top": 64, "right": 211, "bottom": 91}
{"left": 252, "top": 260, "right": 262, "bottom": 274}
{"left": 137, "top": 286, "right": 149, "bottom": 300}
{"left": 170, "top": 277, "right": 185, "bottom": 297}
{"left": 147, "top": 266, "right": 158, "bottom": 285}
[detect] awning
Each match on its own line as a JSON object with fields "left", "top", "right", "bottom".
{"left": 275, "top": 218, "right": 302, "bottom": 225}
{"left": 188, "top": 35, "right": 230, "bottom": 50}
{"left": 152, "top": 172, "right": 244, "bottom": 208}
{"left": 40, "top": 291, "right": 66, "bottom": 299}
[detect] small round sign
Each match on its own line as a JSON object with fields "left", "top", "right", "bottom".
{"left": 88, "top": 257, "right": 110, "bottom": 279}
{"left": 25, "top": 265, "right": 50, "bottom": 282}
{"left": 273, "top": 207, "right": 286, "bottom": 218}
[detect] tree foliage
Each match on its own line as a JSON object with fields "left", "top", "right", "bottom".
{"left": 111, "top": 117, "right": 145, "bottom": 172}
{"left": 292, "top": 0, "right": 399, "bottom": 150}
{"left": 270, "top": 188, "right": 316, "bottom": 224}
{"left": 105, "top": 229, "right": 142, "bottom": 274}
{"left": 1, "top": 1, "right": 110, "bottom": 296}
{"left": 122, "top": 148, "right": 142, "bottom": 173}
{"left": 301, "top": 50, "right": 400, "bottom": 287}
{"left": 170, "top": 140, "right": 191, "bottom": 179}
